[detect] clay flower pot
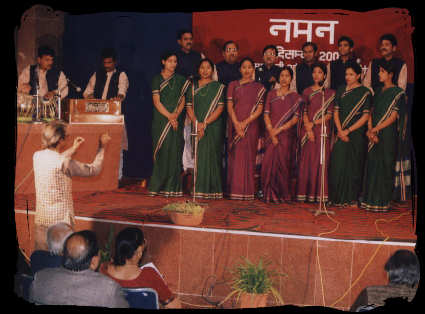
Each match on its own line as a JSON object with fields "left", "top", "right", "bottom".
{"left": 239, "top": 293, "right": 268, "bottom": 308}
{"left": 169, "top": 211, "right": 204, "bottom": 227}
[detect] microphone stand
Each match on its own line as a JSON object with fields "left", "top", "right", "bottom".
{"left": 313, "top": 87, "right": 334, "bottom": 216}
{"left": 57, "top": 88, "right": 61, "bottom": 120}
{"left": 34, "top": 83, "right": 42, "bottom": 123}
{"left": 191, "top": 120, "right": 199, "bottom": 202}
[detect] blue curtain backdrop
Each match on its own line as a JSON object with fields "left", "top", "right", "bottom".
{"left": 63, "top": 12, "right": 192, "bottom": 179}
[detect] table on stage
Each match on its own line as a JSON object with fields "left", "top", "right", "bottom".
{"left": 14, "top": 122, "right": 124, "bottom": 194}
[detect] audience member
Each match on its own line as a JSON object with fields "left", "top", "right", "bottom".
{"left": 350, "top": 249, "right": 419, "bottom": 311}
{"left": 29, "top": 230, "right": 129, "bottom": 308}
{"left": 30, "top": 222, "right": 73, "bottom": 274}
{"left": 100, "top": 227, "right": 181, "bottom": 308}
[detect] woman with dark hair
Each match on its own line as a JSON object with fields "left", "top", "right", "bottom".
{"left": 296, "top": 62, "right": 335, "bottom": 203}
{"left": 361, "top": 60, "right": 406, "bottom": 211}
{"left": 226, "top": 57, "right": 266, "bottom": 200}
{"left": 148, "top": 52, "right": 191, "bottom": 197}
{"left": 350, "top": 249, "right": 419, "bottom": 311}
{"left": 185, "top": 58, "right": 226, "bottom": 198}
{"left": 100, "top": 227, "right": 181, "bottom": 308}
{"left": 328, "top": 61, "right": 372, "bottom": 207}
{"left": 260, "top": 66, "right": 302, "bottom": 202}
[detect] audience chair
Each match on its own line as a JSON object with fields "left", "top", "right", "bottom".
{"left": 14, "top": 273, "right": 34, "bottom": 301}
{"left": 122, "top": 287, "right": 159, "bottom": 309}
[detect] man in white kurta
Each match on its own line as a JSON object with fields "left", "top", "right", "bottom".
{"left": 83, "top": 48, "right": 129, "bottom": 182}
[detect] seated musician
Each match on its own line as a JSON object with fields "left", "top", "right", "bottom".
{"left": 83, "top": 48, "right": 129, "bottom": 101}
{"left": 83, "top": 48, "right": 129, "bottom": 182}
{"left": 18, "top": 46, "right": 69, "bottom": 100}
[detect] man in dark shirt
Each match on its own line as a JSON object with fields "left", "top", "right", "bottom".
{"left": 255, "top": 45, "right": 282, "bottom": 91}
{"left": 215, "top": 41, "right": 241, "bottom": 87}
{"left": 325, "top": 36, "right": 357, "bottom": 91}
{"left": 175, "top": 29, "right": 204, "bottom": 79}
{"left": 291, "top": 42, "right": 319, "bottom": 95}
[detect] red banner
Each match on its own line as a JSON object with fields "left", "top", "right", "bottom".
{"left": 192, "top": 8, "right": 414, "bottom": 83}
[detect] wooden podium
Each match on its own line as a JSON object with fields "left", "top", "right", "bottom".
{"left": 68, "top": 98, "right": 124, "bottom": 124}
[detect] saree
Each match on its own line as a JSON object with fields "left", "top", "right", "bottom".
{"left": 148, "top": 73, "right": 190, "bottom": 196}
{"left": 361, "top": 87, "right": 405, "bottom": 211}
{"left": 226, "top": 80, "right": 266, "bottom": 200}
{"left": 296, "top": 87, "right": 335, "bottom": 202}
{"left": 260, "top": 90, "right": 302, "bottom": 203}
{"left": 328, "top": 85, "right": 371, "bottom": 206}
{"left": 185, "top": 80, "right": 226, "bottom": 199}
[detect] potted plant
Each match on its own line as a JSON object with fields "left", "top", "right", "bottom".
{"left": 99, "top": 225, "right": 115, "bottom": 264}
{"left": 221, "top": 256, "right": 286, "bottom": 308}
{"left": 162, "top": 200, "right": 206, "bottom": 227}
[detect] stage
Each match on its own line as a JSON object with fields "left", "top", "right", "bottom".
{"left": 14, "top": 179, "right": 416, "bottom": 310}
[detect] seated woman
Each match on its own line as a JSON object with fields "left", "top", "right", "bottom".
{"left": 100, "top": 227, "right": 181, "bottom": 308}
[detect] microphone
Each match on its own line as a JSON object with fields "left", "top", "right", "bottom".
{"left": 67, "top": 78, "right": 82, "bottom": 93}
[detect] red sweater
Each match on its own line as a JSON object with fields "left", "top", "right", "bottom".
{"left": 100, "top": 263, "right": 173, "bottom": 304}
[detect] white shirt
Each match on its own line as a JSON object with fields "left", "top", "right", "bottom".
{"left": 18, "top": 65, "right": 69, "bottom": 99}
{"left": 83, "top": 69, "right": 129, "bottom": 100}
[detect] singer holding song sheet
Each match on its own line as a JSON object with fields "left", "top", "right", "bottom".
{"left": 18, "top": 46, "right": 68, "bottom": 100}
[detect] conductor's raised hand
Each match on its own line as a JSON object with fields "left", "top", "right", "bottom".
{"left": 72, "top": 136, "right": 85, "bottom": 150}
{"left": 99, "top": 133, "right": 112, "bottom": 148}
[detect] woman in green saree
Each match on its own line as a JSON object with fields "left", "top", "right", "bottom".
{"left": 185, "top": 59, "right": 226, "bottom": 199}
{"left": 361, "top": 60, "right": 406, "bottom": 211}
{"left": 328, "top": 61, "right": 372, "bottom": 207}
{"left": 148, "top": 52, "right": 190, "bottom": 196}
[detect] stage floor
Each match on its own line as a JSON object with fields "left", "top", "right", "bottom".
{"left": 14, "top": 180, "right": 416, "bottom": 243}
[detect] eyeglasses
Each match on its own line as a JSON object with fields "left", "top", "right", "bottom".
{"left": 264, "top": 52, "right": 276, "bottom": 56}
{"left": 226, "top": 48, "right": 238, "bottom": 52}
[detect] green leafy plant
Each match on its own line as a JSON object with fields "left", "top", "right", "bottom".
{"left": 99, "top": 225, "right": 115, "bottom": 264}
{"left": 221, "top": 256, "right": 286, "bottom": 306}
{"left": 162, "top": 200, "right": 206, "bottom": 216}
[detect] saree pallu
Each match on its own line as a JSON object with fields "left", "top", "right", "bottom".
{"left": 328, "top": 85, "right": 371, "bottom": 206}
{"left": 226, "top": 81, "right": 265, "bottom": 200}
{"left": 260, "top": 90, "right": 302, "bottom": 203}
{"left": 186, "top": 80, "right": 226, "bottom": 199}
{"left": 148, "top": 73, "right": 190, "bottom": 196}
{"left": 361, "top": 87, "right": 405, "bottom": 211}
{"left": 296, "top": 87, "right": 335, "bottom": 202}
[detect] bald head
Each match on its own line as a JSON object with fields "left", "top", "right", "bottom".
{"left": 63, "top": 230, "right": 99, "bottom": 271}
{"left": 47, "top": 222, "right": 73, "bottom": 255}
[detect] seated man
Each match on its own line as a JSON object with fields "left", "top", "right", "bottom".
{"left": 29, "top": 230, "right": 129, "bottom": 308}
{"left": 30, "top": 222, "right": 73, "bottom": 274}
{"left": 350, "top": 249, "right": 419, "bottom": 311}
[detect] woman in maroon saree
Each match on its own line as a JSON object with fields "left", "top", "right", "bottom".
{"left": 261, "top": 66, "right": 302, "bottom": 203}
{"left": 296, "top": 62, "right": 335, "bottom": 203}
{"left": 226, "top": 58, "right": 266, "bottom": 200}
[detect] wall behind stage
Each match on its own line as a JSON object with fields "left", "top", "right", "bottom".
{"left": 192, "top": 8, "right": 414, "bottom": 83}
{"left": 63, "top": 12, "right": 192, "bottom": 179}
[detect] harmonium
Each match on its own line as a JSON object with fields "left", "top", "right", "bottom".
{"left": 68, "top": 98, "right": 124, "bottom": 124}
